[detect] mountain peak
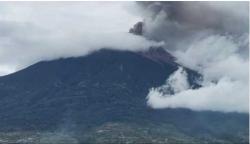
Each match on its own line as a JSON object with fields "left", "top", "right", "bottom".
{"left": 129, "top": 21, "right": 144, "bottom": 36}
{"left": 138, "top": 47, "right": 176, "bottom": 64}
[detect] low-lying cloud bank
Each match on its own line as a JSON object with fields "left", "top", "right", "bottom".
{"left": 147, "top": 67, "right": 248, "bottom": 113}
{"left": 143, "top": 2, "right": 249, "bottom": 113}
{"left": 0, "top": 2, "right": 162, "bottom": 76}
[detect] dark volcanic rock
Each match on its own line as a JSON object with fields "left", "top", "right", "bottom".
{"left": 129, "top": 21, "right": 144, "bottom": 35}
{"left": 139, "top": 47, "right": 176, "bottom": 65}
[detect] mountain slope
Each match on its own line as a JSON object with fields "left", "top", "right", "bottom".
{"left": 0, "top": 48, "right": 248, "bottom": 143}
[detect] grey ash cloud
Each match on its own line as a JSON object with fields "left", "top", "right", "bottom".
{"left": 137, "top": 1, "right": 249, "bottom": 113}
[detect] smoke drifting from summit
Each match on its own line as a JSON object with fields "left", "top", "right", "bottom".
{"left": 142, "top": 2, "right": 249, "bottom": 113}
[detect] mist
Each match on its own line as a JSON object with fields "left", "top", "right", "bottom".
{"left": 0, "top": 2, "right": 162, "bottom": 76}
{"left": 142, "top": 2, "right": 249, "bottom": 113}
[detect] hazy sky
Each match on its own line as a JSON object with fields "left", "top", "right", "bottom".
{"left": 0, "top": 2, "right": 161, "bottom": 76}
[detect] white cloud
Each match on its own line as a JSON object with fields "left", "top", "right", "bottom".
{"left": 174, "top": 35, "right": 238, "bottom": 71}
{"left": 147, "top": 67, "right": 190, "bottom": 99}
{"left": 147, "top": 34, "right": 249, "bottom": 113}
{"left": 147, "top": 77, "right": 248, "bottom": 113}
{"left": 164, "top": 67, "right": 189, "bottom": 94}
{"left": 0, "top": 2, "right": 162, "bottom": 76}
{"left": 0, "top": 65, "right": 15, "bottom": 76}
{"left": 144, "top": 2, "right": 249, "bottom": 113}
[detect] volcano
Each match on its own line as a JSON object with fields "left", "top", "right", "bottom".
{"left": 0, "top": 48, "right": 248, "bottom": 144}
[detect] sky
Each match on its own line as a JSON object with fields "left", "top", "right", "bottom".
{"left": 0, "top": 2, "right": 162, "bottom": 76}
{"left": 0, "top": 2, "right": 248, "bottom": 113}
